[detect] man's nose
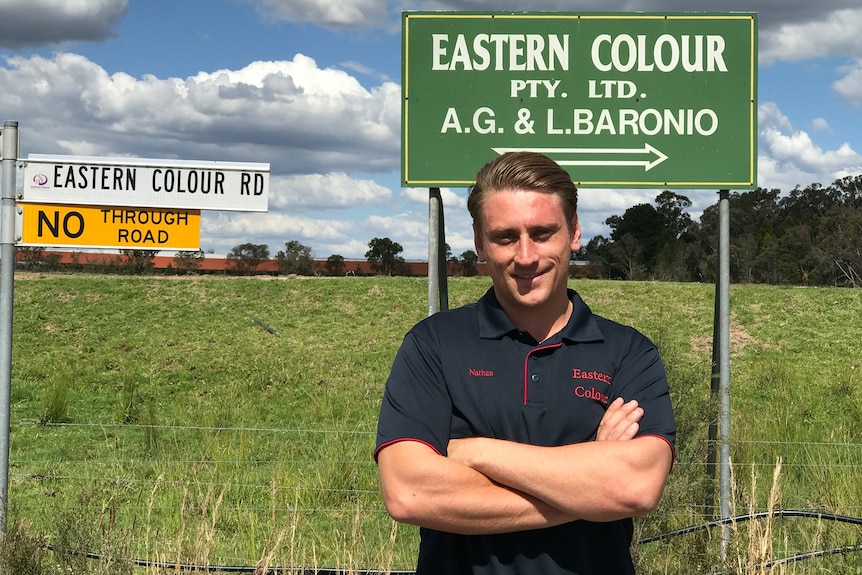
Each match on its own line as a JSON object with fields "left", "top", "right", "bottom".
{"left": 514, "top": 237, "right": 538, "bottom": 265}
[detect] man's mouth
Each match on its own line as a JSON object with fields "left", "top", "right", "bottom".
{"left": 513, "top": 269, "right": 545, "bottom": 281}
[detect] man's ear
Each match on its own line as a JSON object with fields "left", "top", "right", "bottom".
{"left": 473, "top": 223, "right": 486, "bottom": 262}
{"left": 570, "top": 215, "right": 582, "bottom": 253}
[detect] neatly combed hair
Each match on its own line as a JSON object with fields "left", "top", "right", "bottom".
{"left": 467, "top": 152, "right": 578, "bottom": 229}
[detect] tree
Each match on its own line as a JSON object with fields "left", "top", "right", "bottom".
{"left": 815, "top": 204, "right": 862, "bottom": 287}
{"left": 227, "top": 243, "right": 269, "bottom": 275}
{"left": 173, "top": 250, "right": 205, "bottom": 274}
{"left": 119, "top": 250, "right": 157, "bottom": 275}
{"left": 592, "top": 175, "right": 862, "bottom": 286}
{"left": 606, "top": 203, "right": 665, "bottom": 277}
{"left": 276, "top": 240, "right": 314, "bottom": 276}
{"left": 365, "top": 237, "right": 406, "bottom": 276}
{"left": 458, "top": 249, "right": 479, "bottom": 277}
{"left": 582, "top": 235, "right": 611, "bottom": 278}
{"left": 833, "top": 174, "right": 862, "bottom": 209}
{"left": 16, "top": 246, "right": 46, "bottom": 268}
{"left": 324, "top": 254, "right": 346, "bottom": 276}
{"left": 655, "top": 191, "right": 693, "bottom": 239}
{"left": 731, "top": 233, "right": 759, "bottom": 283}
{"left": 779, "top": 183, "right": 840, "bottom": 233}
{"left": 607, "top": 233, "right": 645, "bottom": 280}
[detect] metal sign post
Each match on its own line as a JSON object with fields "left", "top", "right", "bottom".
{"left": 0, "top": 121, "right": 19, "bottom": 536}
{"left": 717, "top": 189, "right": 732, "bottom": 557}
{"left": 427, "top": 187, "right": 449, "bottom": 315}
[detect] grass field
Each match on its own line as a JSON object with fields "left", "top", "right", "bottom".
{"left": 4, "top": 273, "right": 862, "bottom": 573}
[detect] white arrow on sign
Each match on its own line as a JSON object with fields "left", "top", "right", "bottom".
{"left": 492, "top": 144, "right": 669, "bottom": 172}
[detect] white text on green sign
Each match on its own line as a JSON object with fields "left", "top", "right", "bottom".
{"left": 402, "top": 13, "right": 757, "bottom": 189}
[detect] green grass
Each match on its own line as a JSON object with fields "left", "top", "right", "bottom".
{"left": 6, "top": 273, "right": 862, "bottom": 573}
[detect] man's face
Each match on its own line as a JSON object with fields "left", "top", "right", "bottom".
{"left": 474, "top": 188, "right": 581, "bottom": 315}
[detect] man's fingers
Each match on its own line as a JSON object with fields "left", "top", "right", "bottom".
{"left": 597, "top": 399, "right": 643, "bottom": 441}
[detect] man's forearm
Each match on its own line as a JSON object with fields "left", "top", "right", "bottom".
{"left": 378, "top": 440, "right": 577, "bottom": 534}
{"left": 448, "top": 436, "right": 672, "bottom": 522}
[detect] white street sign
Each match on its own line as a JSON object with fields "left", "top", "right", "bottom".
{"left": 19, "top": 154, "right": 269, "bottom": 212}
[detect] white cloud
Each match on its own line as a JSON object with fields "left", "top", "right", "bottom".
{"left": 762, "top": 129, "right": 860, "bottom": 173}
{"left": 245, "top": 0, "right": 387, "bottom": 28}
{"left": 758, "top": 101, "right": 862, "bottom": 190}
{"left": 758, "top": 101, "right": 795, "bottom": 134}
{"left": 201, "top": 211, "right": 353, "bottom": 253}
{"left": 0, "top": 0, "right": 128, "bottom": 48}
{"left": 0, "top": 53, "right": 401, "bottom": 175}
{"left": 401, "top": 186, "right": 466, "bottom": 209}
{"left": 759, "top": 8, "right": 862, "bottom": 64}
{"left": 811, "top": 118, "right": 831, "bottom": 132}
{"left": 833, "top": 62, "right": 862, "bottom": 106}
{"left": 576, "top": 188, "right": 663, "bottom": 239}
{"left": 199, "top": 205, "right": 440, "bottom": 260}
{"left": 269, "top": 173, "right": 393, "bottom": 211}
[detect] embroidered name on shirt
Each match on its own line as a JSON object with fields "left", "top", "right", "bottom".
{"left": 574, "top": 386, "right": 609, "bottom": 405}
{"left": 469, "top": 368, "right": 494, "bottom": 377}
{"left": 572, "top": 368, "right": 612, "bottom": 385}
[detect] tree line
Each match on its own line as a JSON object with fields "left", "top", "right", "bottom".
{"left": 581, "top": 174, "right": 862, "bottom": 287}
{"left": 15, "top": 173, "right": 860, "bottom": 285}
{"left": 223, "top": 237, "right": 480, "bottom": 277}
{"left": 14, "top": 236, "right": 481, "bottom": 277}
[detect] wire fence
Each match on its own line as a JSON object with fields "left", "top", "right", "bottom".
{"left": 9, "top": 420, "right": 862, "bottom": 572}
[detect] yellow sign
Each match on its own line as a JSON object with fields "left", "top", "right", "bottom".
{"left": 21, "top": 203, "right": 200, "bottom": 250}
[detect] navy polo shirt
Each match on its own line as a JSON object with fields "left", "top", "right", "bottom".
{"left": 376, "top": 288, "right": 675, "bottom": 575}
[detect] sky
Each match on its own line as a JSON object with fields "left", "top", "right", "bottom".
{"left": 1, "top": 0, "right": 861, "bottom": 261}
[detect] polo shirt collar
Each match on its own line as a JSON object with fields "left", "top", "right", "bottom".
{"left": 476, "top": 287, "right": 605, "bottom": 344}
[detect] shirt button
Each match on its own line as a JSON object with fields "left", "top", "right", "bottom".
{"left": 531, "top": 374, "right": 539, "bottom": 382}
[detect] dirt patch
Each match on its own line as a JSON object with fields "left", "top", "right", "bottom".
{"left": 690, "top": 323, "right": 756, "bottom": 355}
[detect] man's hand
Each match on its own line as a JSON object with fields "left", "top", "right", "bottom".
{"left": 448, "top": 398, "right": 643, "bottom": 465}
{"left": 596, "top": 397, "right": 643, "bottom": 441}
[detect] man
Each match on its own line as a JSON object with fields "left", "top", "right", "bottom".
{"left": 375, "top": 151, "right": 675, "bottom": 574}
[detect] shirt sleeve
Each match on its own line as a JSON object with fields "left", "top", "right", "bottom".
{"left": 375, "top": 323, "right": 453, "bottom": 460}
{"left": 609, "top": 327, "right": 676, "bottom": 450}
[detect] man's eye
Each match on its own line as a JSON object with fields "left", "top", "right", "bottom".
{"left": 492, "top": 234, "right": 516, "bottom": 244}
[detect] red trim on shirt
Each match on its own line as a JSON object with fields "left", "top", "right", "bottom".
{"left": 637, "top": 433, "right": 676, "bottom": 472}
{"left": 373, "top": 437, "right": 442, "bottom": 463}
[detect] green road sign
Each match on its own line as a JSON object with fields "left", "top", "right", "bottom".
{"left": 402, "top": 12, "right": 757, "bottom": 189}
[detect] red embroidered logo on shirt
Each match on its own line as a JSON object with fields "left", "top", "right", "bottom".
{"left": 572, "top": 368, "right": 612, "bottom": 385}
{"left": 574, "top": 385, "right": 609, "bottom": 405}
{"left": 468, "top": 368, "right": 494, "bottom": 377}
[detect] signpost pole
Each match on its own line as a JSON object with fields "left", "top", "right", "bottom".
{"left": 428, "top": 187, "right": 448, "bottom": 315}
{"left": 705, "top": 286, "right": 720, "bottom": 521}
{"left": 717, "top": 189, "right": 732, "bottom": 558}
{"left": 0, "top": 121, "right": 19, "bottom": 537}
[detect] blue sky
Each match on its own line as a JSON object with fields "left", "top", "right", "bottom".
{"left": 1, "top": 0, "right": 860, "bottom": 260}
